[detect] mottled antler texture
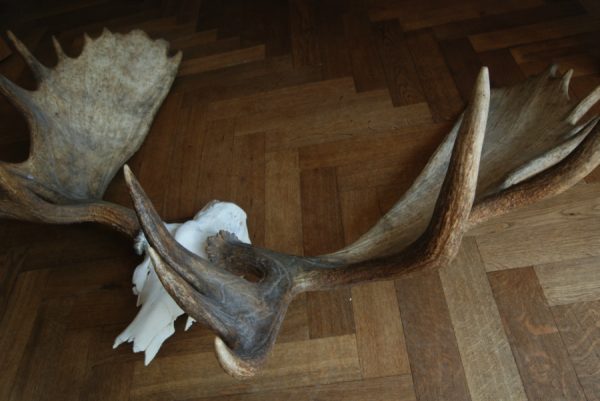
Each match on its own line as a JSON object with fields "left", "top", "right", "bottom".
{"left": 0, "top": 29, "right": 181, "bottom": 236}
{"left": 126, "top": 65, "right": 600, "bottom": 378}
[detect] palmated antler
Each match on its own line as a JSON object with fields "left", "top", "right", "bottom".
{"left": 0, "top": 29, "right": 181, "bottom": 236}
{"left": 125, "top": 66, "right": 600, "bottom": 378}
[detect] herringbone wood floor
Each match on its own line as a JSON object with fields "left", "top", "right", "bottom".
{"left": 1, "top": 0, "right": 599, "bottom": 400}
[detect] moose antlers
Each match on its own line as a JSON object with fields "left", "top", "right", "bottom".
{"left": 124, "top": 66, "right": 600, "bottom": 377}
{"left": 1, "top": 29, "right": 600, "bottom": 379}
{"left": 0, "top": 30, "right": 181, "bottom": 236}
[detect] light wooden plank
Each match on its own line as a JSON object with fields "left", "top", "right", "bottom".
{"left": 189, "top": 375, "right": 417, "bottom": 401}
{"left": 552, "top": 301, "right": 600, "bottom": 401}
{"left": 473, "top": 183, "right": 600, "bottom": 271}
{"left": 351, "top": 281, "right": 410, "bottom": 377}
{"left": 440, "top": 239, "right": 527, "bottom": 401}
{"left": 535, "top": 256, "right": 600, "bottom": 306}
{"left": 396, "top": 270, "right": 472, "bottom": 401}
{"left": 340, "top": 188, "right": 410, "bottom": 377}
{"left": 130, "top": 335, "right": 361, "bottom": 400}
{"left": 488, "top": 267, "right": 587, "bottom": 401}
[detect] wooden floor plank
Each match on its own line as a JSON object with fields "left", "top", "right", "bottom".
{"left": 473, "top": 183, "right": 600, "bottom": 271}
{"left": 488, "top": 267, "right": 587, "bottom": 401}
{"left": 535, "top": 256, "right": 600, "bottom": 306}
{"left": 130, "top": 335, "right": 361, "bottom": 400}
{"left": 0, "top": 270, "right": 49, "bottom": 401}
{"left": 373, "top": 19, "right": 425, "bottom": 107}
{"left": 301, "top": 167, "right": 355, "bottom": 338}
{"left": 340, "top": 188, "right": 410, "bottom": 378}
{"left": 289, "top": 0, "right": 321, "bottom": 67}
{"left": 9, "top": 298, "right": 72, "bottom": 401}
{"left": 439, "top": 37, "right": 482, "bottom": 102}
{"left": 177, "top": 44, "right": 266, "bottom": 76}
{"left": 405, "top": 29, "right": 464, "bottom": 122}
{"left": 264, "top": 150, "right": 310, "bottom": 342}
{"left": 469, "top": 14, "right": 600, "bottom": 52}
{"left": 230, "top": 132, "right": 266, "bottom": 246}
{"left": 396, "top": 270, "right": 472, "bottom": 401}
{"left": 187, "top": 375, "right": 417, "bottom": 401}
{"left": 552, "top": 301, "right": 600, "bottom": 401}
{"left": 439, "top": 239, "right": 527, "bottom": 401}
{"left": 343, "top": 2, "right": 386, "bottom": 92}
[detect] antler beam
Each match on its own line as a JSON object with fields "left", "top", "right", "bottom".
{"left": 125, "top": 64, "right": 600, "bottom": 378}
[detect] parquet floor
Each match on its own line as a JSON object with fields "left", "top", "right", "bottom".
{"left": 0, "top": 0, "right": 599, "bottom": 400}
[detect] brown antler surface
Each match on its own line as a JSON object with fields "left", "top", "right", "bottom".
{"left": 126, "top": 65, "right": 600, "bottom": 378}
{"left": 0, "top": 29, "right": 181, "bottom": 237}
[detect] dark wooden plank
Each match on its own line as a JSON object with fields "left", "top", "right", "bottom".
{"left": 289, "top": 0, "right": 321, "bottom": 67}
{"left": 552, "top": 301, "right": 600, "bottom": 401}
{"left": 343, "top": 2, "right": 386, "bottom": 92}
{"left": 301, "top": 167, "right": 355, "bottom": 338}
{"left": 405, "top": 29, "right": 464, "bottom": 122}
{"left": 134, "top": 92, "right": 183, "bottom": 216}
{"left": 433, "top": 1, "right": 586, "bottom": 41}
{"left": 488, "top": 267, "right": 587, "bottom": 401}
{"left": 372, "top": 19, "right": 425, "bottom": 106}
{"left": 194, "top": 118, "right": 236, "bottom": 206}
{"left": 80, "top": 361, "right": 134, "bottom": 401}
{"left": 230, "top": 132, "right": 266, "bottom": 246}
{"left": 315, "top": 0, "right": 352, "bottom": 80}
{"left": 478, "top": 49, "right": 525, "bottom": 88}
{"left": 395, "top": 270, "right": 472, "bottom": 401}
{"left": 439, "top": 37, "right": 482, "bottom": 102}
{"left": 0, "top": 270, "right": 49, "bottom": 400}
{"left": 0, "top": 246, "right": 26, "bottom": 321}
{"left": 8, "top": 298, "right": 72, "bottom": 401}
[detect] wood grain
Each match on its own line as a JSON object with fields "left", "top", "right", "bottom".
{"left": 340, "top": 188, "right": 410, "bottom": 377}
{"left": 373, "top": 19, "right": 425, "bottom": 106}
{"left": 396, "top": 270, "right": 472, "bottom": 401}
{"left": 439, "top": 239, "right": 526, "bottom": 401}
{"left": 552, "top": 301, "right": 600, "bottom": 401}
{"left": 474, "top": 183, "right": 600, "bottom": 271}
{"left": 131, "top": 335, "right": 361, "bottom": 400}
{"left": 301, "top": 167, "right": 355, "bottom": 338}
{"left": 0, "top": 270, "right": 49, "bottom": 401}
{"left": 535, "top": 256, "right": 600, "bottom": 306}
{"left": 186, "top": 375, "right": 417, "bottom": 401}
{"left": 405, "top": 29, "right": 464, "bottom": 121}
{"left": 488, "top": 267, "right": 587, "bottom": 401}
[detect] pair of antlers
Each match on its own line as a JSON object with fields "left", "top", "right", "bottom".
{"left": 1, "top": 29, "right": 599, "bottom": 377}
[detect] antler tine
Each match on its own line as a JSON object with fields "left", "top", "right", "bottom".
{"left": 51, "top": 36, "right": 67, "bottom": 61}
{"left": 568, "top": 85, "right": 600, "bottom": 125}
{"left": 123, "top": 165, "right": 257, "bottom": 302}
{"left": 470, "top": 117, "right": 600, "bottom": 226}
{"left": 6, "top": 31, "right": 50, "bottom": 81}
